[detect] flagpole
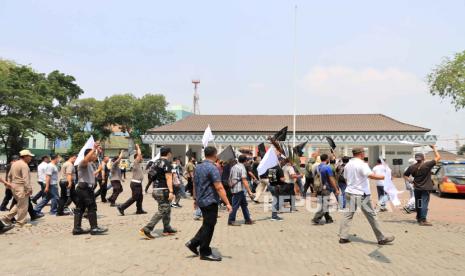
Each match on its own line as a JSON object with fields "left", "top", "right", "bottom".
{"left": 292, "top": 5, "right": 298, "bottom": 148}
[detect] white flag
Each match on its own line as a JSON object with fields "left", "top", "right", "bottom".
{"left": 258, "top": 146, "right": 279, "bottom": 176}
{"left": 380, "top": 157, "right": 402, "bottom": 206}
{"left": 75, "top": 136, "right": 95, "bottom": 166}
{"left": 202, "top": 124, "right": 214, "bottom": 148}
{"left": 151, "top": 152, "right": 160, "bottom": 162}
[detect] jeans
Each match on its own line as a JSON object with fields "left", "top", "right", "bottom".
{"left": 268, "top": 185, "right": 280, "bottom": 218}
{"left": 120, "top": 181, "right": 143, "bottom": 212}
{"left": 57, "top": 180, "right": 75, "bottom": 215}
{"left": 414, "top": 190, "right": 430, "bottom": 222}
{"left": 339, "top": 193, "right": 386, "bottom": 241}
{"left": 31, "top": 181, "right": 45, "bottom": 203}
{"left": 108, "top": 180, "right": 123, "bottom": 203}
{"left": 34, "top": 184, "right": 59, "bottom": 214}
{"left": 296, "top": 177, "right": 304, "bottom": 196}
{"left": 228, "top": 191, "right": 251, "bottom": 223}
{"left": 376, "top": 186, "right": 387, "bottom": 208}
{"left": 337, "top": 182, "right": 347, "bottom": 208}
{"left": 189, "top": 204, "right": 218, "bottom": 256}
{"left": 144, "top": 189, "right": 171, "bottom": 231}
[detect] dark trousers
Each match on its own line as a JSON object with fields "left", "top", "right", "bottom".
{"left": 0, "top": 188, "right": 13, "bottom": 210}
{"left": 185, "top": 177, "right": 194, "bottom": 195}
{"left": 173, "top": 185, "right": 182, "bottom": 205}
{"left": 144, "top": 178, "right": 153, "bottom": 193}
{"left": 414, "top": 190, "right": 430, "bottom": 222}
{"left": 94, "top": 177, "right": 108, "bottom": 202}
{"left": 108, "top": 180, "right": 123, "bottom": 203}
{"left": 190, "top": 203, "right": 218, "bottom": 256}
{"left": 221, "top": 181, "right": 232, "bottom": 205}
{"left": 73, "top": 183, "right": 98, "bottom": 230}
{"left": 31, "top": 181, "right": 45, "bottom": 203}
{"left": 120, "top": 181, "right": 143, "bottom": 212}
{"left": 228, "top": 192, "right": 251, "bottom": 223}
{"left": 303, "top": 177, "right": 314, "bottom": 196}
{"left": 57, "top": 180, "right": 75, "bottom": 215}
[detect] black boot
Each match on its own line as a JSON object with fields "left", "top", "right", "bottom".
{"left": 72, "top": 210, "right": 87, "bottom": 235}
{"left": 88, "top": 211, "right": 108, "bottom": 235}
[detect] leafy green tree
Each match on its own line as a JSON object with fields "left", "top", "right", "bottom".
{"left": 0, "top": 59, "right": 83, "bottom": 160}
{"left": 428, "top": 50, "right": 465, "bottom": 110}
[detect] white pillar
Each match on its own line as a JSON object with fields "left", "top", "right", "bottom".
{"left": 381, "top": 145, "right": 386, "bottom": 159}
{"left": 218, "top": 144, "right": 223, "bottom": 153}
{"left": 252, "top": 145, "right": 257, "bottom": 157}
{"left": 151, "top": 143, "right": 156, "bottom": 159}
{"left": 344, "top": 145, "right": 349, "bottom": 157}
{"left": 185, "top": 144, "right": 189, "bottom": 165}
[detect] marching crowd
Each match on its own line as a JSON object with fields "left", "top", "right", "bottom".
{"left": 0, "top": 141, "right": 441, "bottom": 261}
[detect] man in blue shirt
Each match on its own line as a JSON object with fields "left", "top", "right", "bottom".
{"left": 312, "top": 154, "right": 340, "bottom": 225}
{"left": 186, "top": 146, "right": 232, "bottom": 262}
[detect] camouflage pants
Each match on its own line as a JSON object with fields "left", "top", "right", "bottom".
{"left": 144, "top": 189, "right": 171, "bottom": 231}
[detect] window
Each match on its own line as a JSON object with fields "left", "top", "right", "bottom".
{"left": 386, "top": 151, "right": 395, "bottom": 155}
{"left": 23, "top": 138, "right": 30, "bottom": 148}
{"left": 397, "top": 151, "right": 412, "bottom": 155}
{"left": 32, "top": 139, "right": 37, "bottom": 149}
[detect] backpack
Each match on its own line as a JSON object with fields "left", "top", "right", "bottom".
{"left": 313, "top": 166, "right": 323, "bottom": 193}
{"left": 148, "top": 159, "right": 162, "bottom": 181}
{"left": 305, "top": 162, "right": 314, "bottom": 179}
{"left": 228, "top": 165, "right": 241, "bottom": 188}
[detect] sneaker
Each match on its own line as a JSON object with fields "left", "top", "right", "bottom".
{"left": 378, "top": 236, "right": 395, "bottom": 245}
{"left": 139, "top": 228, "right": 155, "bottom": 239}
{"left": 270, "top": 216, "right": 283, "bottom": 221}
{"left": 311, "top": 219, "right": 321, "bottom": 225}
{"left": 90, "top": 226, "right": 108, "bottom": 235}
{"left": 228, "top": 222, "right": 241, "bottom": 226}
{"left": 419, "top": 221, "right": 433, "bottom": 226}
{"left": 244, "top": 220, "right": 255, "bottom": 225}
{"left": 193, "top": 216, "right": 202, "bottom": 221}
{"left": 162, "top": 227, "right": 177, "bottom": 236}
{"left": 325, "top": 219, "right": 334, "bottom": 224}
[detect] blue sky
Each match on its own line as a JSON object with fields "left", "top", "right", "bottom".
{"left": 1, "top": 0, "right": 464, "bottom": 150}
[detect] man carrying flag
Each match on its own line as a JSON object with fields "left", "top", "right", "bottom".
{"left": 73, "top": 142, "right": 108, "bottom": 235}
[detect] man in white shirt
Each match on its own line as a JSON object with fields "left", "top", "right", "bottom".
{"left": 339, "top": 147, "right": 395, "bottom": 245}
{"left": 372, "top": 159, "right": 387, "bottom": 212}
{"left": 32, "top": 156, "right": 50, "bottom": 204}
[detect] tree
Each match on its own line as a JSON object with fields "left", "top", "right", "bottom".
{"left": 428, "top": 50, "right": 465, "bottom": 110}
{"left": 0, "top": 59, "right": 83, "bottom": 161}
{"left": 458, "top": 144, "right": 465, "bottom": 156}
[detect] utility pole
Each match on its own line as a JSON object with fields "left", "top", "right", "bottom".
{"left": 192, "top": 80, "right": 200, "bottom": 115}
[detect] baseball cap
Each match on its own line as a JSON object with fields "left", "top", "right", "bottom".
{"left": 352, "top": 147, "right": 365, "bottom": 155}
{"left": 19, "top": 149, "right": 35, "bottom": 157}
{"left": 414, "top": 153, "right": 425, "bottom": 161}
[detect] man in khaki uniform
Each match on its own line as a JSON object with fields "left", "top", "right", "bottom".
{"left": 0, "top": 150, "right": 34, "bottom": 227}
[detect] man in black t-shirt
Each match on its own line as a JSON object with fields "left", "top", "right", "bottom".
{"left": 267, "top": 160, "right": 285, "bottom": 221}
{"left": 140, "top": 147, "right": 176, "bottom": 239}
{"left": 404, "top": 145, "right": 441, "bottom": 226}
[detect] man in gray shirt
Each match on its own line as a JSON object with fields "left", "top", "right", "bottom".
{"left": 227, "top": 155, "right": 254, "bottom": 226}
{"left": 118, "top": 144, "right": 146, "bottom": 215}
{"left": 108, "top": 150, "right": 124, "bottom": 206}
{"left": 73, "top": 143, "right": 108, "bottom": 235}
{"left": 34, "top": 154, "right": 60, "bottom": 215}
